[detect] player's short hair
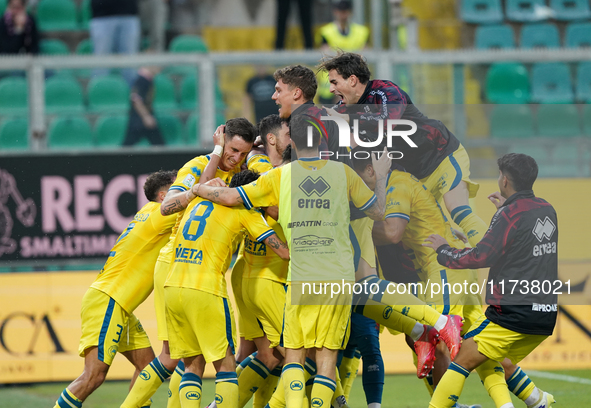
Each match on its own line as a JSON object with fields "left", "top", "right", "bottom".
{"left": 258, "top": 114, "right": 282, "bottom": 149}
{"left": 273, "top": 65, "right": 317, "bottom": 101}
{"left": 226, "top": 118, "right": 257, "bottom": 144}
{"left": 229, "top": 170, "right": 260, "bottom": 188}
{"left": 351, "top": 147, "right": 373, "bottom": 173}
{"left": 289, "top": 114, "right": 321, "bottom": 151}
{"left": 318, "top": 52, "right": 371, "bottom": 84}
{"left": 497, "top": 153, "right": 538, "bottom": 191}
{"left": 144, "top": 169, "right": 177, "bottom": 202}
{"left": 282, "top": 143, "right": 294, "bottom": 164}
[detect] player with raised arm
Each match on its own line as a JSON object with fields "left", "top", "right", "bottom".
{"left": 53, "top": 170, "right": 177, "bottom": 408}
{"left": 424, "top": 154, "right": 557, "bottom": 408}
{"left": 120, "top": 120, "right": 256, "bottom": 408}
{"left": 318, "top": 52, "right": 488, "bottom": 248}
{"left": 164, "top": 170, "right": 289, "bottom": 408}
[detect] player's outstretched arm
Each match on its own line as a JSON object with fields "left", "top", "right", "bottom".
{"left": 193, "top": 182, "right": 243, "bottom": 206}
{"left": 264, "top": 234, "right": 290, "bottom": 260}
{"left": 161, "top": 189, "right": 195, "bottom": 216}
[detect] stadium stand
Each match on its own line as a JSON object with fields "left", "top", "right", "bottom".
{"left": 169, "top": 35, "right": 208, "bottom": 53}
{"left": 520, "top": 23, "right": 560, "bottom": 48}
{"left": 36, "top": 0, "right": 79, "bottom": 31}
{"left": 475, "top": 24, "right": 515, "bottom": 49}
{"left": 565, "top": 22, "right": 591, "bottom": 47}
{"left": 40, "top": 39, "right": 70, "bottom": 55}
{"left": 460, "top": 0, "right": 503, "bottom": 24}
{"left": 153, "top": 74, "right": 178, "bottom": 112}
{"left": 154, "top": 113, "right": 184, "bottom": 145}
{"left": 0, "top": 77, "right": 28, "bottom": 116}
{"left": 490, "top": 105, "right": 535, "bottom": 138}
{"left": 94, "top": 115, "right": 128, "bottom": 147}
{"left": 531, "top": 62, "right": 574, "bottom": 103}
{"left": 486, "top": 63, "right": 530, "bottom": 103}
{"left": 47, "top": 116, "right": 93, "bottom": 148}
{"left": 0, "top": 118, "right": 28, "bottom": 149}
{"left": 550, "top": 0, "right": 591, "bottom": 21}
{"left": 506, "top": 0, "right": 549, "bottom": 22}
{"left": 537, "top": 104, "right": 581, "bottom": 138}
{"left": 87, "top": 75, "right": 130, "bottom": 112}
{"left": 45, "top": 76, "right": 85, "bottom": 113}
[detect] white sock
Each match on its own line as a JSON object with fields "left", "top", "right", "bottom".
{"left": 434, "top": 315, "right": 448, "bottom": 331}
{"left": 410, "top": 323, "right": 425, "bottom": 341}
{"left": 368, "top": 403, "right": 381, "bottom": 408}
{"left": 524, "top": 388, "right": 541, "bottom": 406}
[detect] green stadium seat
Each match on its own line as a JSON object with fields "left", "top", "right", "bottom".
{"left": 185, "top": 114, "right": 199, "bottom": 143}
{"left": 45, "top": 76, "right": 84, "bottom": 113}
{"left": 550, "top": 0, "right": 591, "bottom": 21}
{"left": 180, "top": 75, "right": 198, "bottom": 109}
{"left": 37, "top": 0, "right": 78, "bottom": 31}
{"left": 94, "top": 115, "right": 128, "bottom": 147}
{"left": 486, "top": 63, "right": 530, "bottom": 103}
{"left": 47, "top": 117, "right": 93, "bottom": 149}
{"left": 460, "top": 0, "right": 503, "bottom": 24}
{"left": 75, "top": 38, "right": 93, "bottom": 54}
{"left": 531, "top": 62, "right": 574, "bottom": 103}
{"left": 79, "top": 0, "right": 91, "bottom": 29}
{"left": 0, "top": 0, "right": 6, "bottom": 15}
{"left": 0, "top": 118, "right": 28, "bottom": 150}
{"left": 155, "top": 114, "right": 184, "bottom": 145}
{"left": 508, "top": 144, "right": 550, "bottom": 162}
{"left": 40, "top": 39, "right": 70, "bottom": 54}
{"left": 490, "top": 105, "right": 535, "bottom": 138}
{"left": 520, "top": 23, "right": 559, "bottom": 48}
{"left": 475, "top": 25, "right": 515, "bottom": 49}
{"left": 582, "top": 105, "right": 591, "bottom": 136}
{"left": 0, "top": 76, "right": 27, "bottom": 115}
{"left": 87, "top": 75, "right": 130, "bottom": 112}
{"left": 153, "top": 74, "right": 178, "bottom": 111}
{"left": 169, "top": 35, "right": 208, "bottom": 53}
{"left": 506, "top": 0, "right": 549, "bottom": 22}
{"left": 576, "top": 62, "right": 591, "bottom": 102}
{"left": 565, "top": 22, "right": 591, "bottom": 47}
{"left": 537, "top": 105, "right": 580, "bottom": 138}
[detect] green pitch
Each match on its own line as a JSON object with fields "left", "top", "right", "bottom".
{"left": 1, "top": 370, "right": 590, "bottom": 408}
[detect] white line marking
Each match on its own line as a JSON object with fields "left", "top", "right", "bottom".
{"left": 528, "top": 370, "right": 591, "bottom": 385}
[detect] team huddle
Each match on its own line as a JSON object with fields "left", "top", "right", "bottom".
{"left": 53, "top": 53, "right": 559, "bottom": 408}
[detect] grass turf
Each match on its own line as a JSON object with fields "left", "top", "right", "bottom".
{"left": 1, "top": 370, "right": 590, "bottom": 408}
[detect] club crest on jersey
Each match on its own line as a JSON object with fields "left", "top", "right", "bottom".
{"left": 532, "top": 216, "right": 556, "bottom": 242}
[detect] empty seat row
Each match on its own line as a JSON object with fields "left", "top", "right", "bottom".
{"left": 486, "top": 61, "right": 591, "bottom": 103}
{"left": 476, "top": 22, "right": 591, "bottom": 49}
{"left": 490, "top": 104, "right": 591, "bottom": 138}
{"left": 462, "top": 0, "right": 591, "bottom": 24}
{"left": 0, "top": 113, "right": 225, "bottom": 150}
{"left": 507, "top": 143, "right": 590, "bottom": 177}
{"left": 0, "top": 74, "right": 223, "bottom": 115}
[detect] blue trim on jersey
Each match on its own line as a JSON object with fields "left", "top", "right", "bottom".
{"left": 168, "top": 185, "right": 187, "bottom": 193}
{"left": 454, "top": 207, "right": 473, "bottom": 225}
{"left": 450, "top": 205, "right": 470, "bottom": 221}
{"left": 256, "top": 229, "right": 276, "bottom": 242}
{"left": 340, "top": 313, "right": 351, "bottom": 348}
{"left": 206, "top": 154, "right": 211, "bottom": 160}
{"left": 109, "top": 251, "right": 116, "bottom": 258}
{"left": 222, "top": 298, "right": 235, "bottom": 355}
{"left": 279, "top": 285, "right": 287, "bottom": 348}
{"left": 248, "top": 358, "right": 270, "bottom": 379}
{"left": 98, "top": 297, "right": 116, "bottom": 362}
{"left": 349, "top": 225, "right": 361, "bottom": 272}
{"left": 385, "top": 212, "right": 410, "bottom": 221}
{"left": 236, "top": 186, "right": 253, "bottom": 210}
{"left": 448, "top": 362, "right": 470, "bottom": 378}
{"left": 440, "top": 270, "right": 450, "bottom": 315}
{"left": 464, "top": 319, "right": 491, "bottom": 339}
{"left": 449, "top": 153, "right": 463, "bottom": 191}
{"left": 386, "top": 171, "right": 393, "bottom": 187}
{"left": 298, "top": 157, "right": 321, "bottom": 161}
{"left": 359, "top": 194, "right": 377, "bottom": 211}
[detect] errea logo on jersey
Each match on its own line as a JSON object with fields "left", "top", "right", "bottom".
{"left": 533, "top": 216, "right": 556, "bottom": 242}
{"left": 299, "top": 176, "right": 330, "bottom": 197}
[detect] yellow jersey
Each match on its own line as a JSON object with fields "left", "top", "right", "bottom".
{"left": 384, "top": 170, "right": 465, "bottom": 276}
{"left": 238, "top": 158, "right": 375, "bottom": 282}
{"left": 164, "top": 197, "right": 276, "bottom": 297}
{"left": 157, "top": 154, "right": 243, "bottom": 264}
{"left": 91, "top": 201, "right": 176, "bottom": 313}
{"left": 247, "top": 153, "right": 273, "bottom": 174}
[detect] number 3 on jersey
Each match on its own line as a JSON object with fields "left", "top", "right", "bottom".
{"left": 183, "top": 201, "right": 214, "bottom": 241}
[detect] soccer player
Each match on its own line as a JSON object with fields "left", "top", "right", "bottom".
{"left": 164, "top": 170, "right": 289, "bottom": 408}
{"left": 192, "top": 114, "right": 389, "bottom": 408}
{"left": 53, "top": 170, "right": 177, "bottom": 408}
{"left": 121, "top": 119, "right": 256, "bottom": 408}
{"left": 318, "top": 52, "right": 488, "bottom": 248}
{"left": 424, "top": 154, "right": 558, "bottom": 408}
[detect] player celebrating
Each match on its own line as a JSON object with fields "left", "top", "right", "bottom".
{"left": 319, "top": 52, "right": 487, "bottom": 247}
{"left": 164, "top": 170, "right": 289, "bottom": 408}
{"left": 121, "top": 119, "right": 256, "bottom": 408}
{"left": 53, "top": 170, "right": 177, "bottom": 408}
{"left": 424, "top": 154, "right": 558, "bottom": 408}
